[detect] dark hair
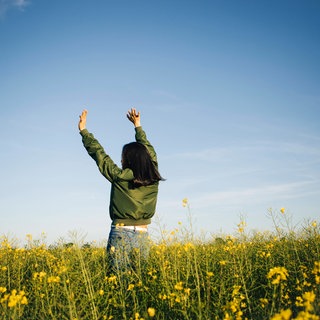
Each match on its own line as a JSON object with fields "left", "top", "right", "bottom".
{"left": 122, "top": 142, "right": 164, "bottom": 187}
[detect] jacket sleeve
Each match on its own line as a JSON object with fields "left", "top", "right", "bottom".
{"left": 80, "top": 129, "right": 121, "bottom": 182}
{"left": 135, "top": 126, "right": 158, "bottom": 168}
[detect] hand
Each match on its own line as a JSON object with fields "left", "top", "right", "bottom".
{"left": 126, "top": 107, "right": 141, "bottom": 127}
{"left": 78, "top": 109, "right": 88, "bottom": 131}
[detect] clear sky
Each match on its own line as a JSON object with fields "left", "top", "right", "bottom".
{"left": 1, "top": 0, "right": 319, "bottom": 245}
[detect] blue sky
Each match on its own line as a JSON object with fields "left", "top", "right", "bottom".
{"left": 1, "top": 0, "right": 319, "bottom": 245}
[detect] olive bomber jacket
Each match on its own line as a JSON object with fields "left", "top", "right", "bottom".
{"left": 80, "top": 126, "right": 159, "bottom": 226}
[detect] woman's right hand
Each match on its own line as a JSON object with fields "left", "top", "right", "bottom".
{"left": 127, "top": 108, "right": 141, "bottom": 128}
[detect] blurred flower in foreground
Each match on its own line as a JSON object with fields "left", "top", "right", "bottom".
{"left": 182, "top": 198, "right": 188, "bottom": 207}
{"left": 280, "top": 208, "right": 285, "bottom": 214}
{"left": 270, "top": 308, "right": 292, "bottom": 320}
{"left": 147, "top": 307, "right": 156, "bottom": 317}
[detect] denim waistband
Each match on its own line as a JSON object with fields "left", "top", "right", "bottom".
{"left": 111, "top": 225, "right": 148, "bottom": 232}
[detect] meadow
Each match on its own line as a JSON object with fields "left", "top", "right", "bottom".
{"left": 0, "top": 207, "right": 319, "bottom": 320}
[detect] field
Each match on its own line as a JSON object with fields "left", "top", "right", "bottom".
{"left": 0, "top": 208, "right": 319, "bottom": 320}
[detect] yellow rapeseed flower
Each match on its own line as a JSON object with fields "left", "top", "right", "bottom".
{"left": 127, "top": 284, "right": 135, "bottom": 291}
{"left": 0, "top": 287, "right": 7, "bottom": 293}
{"left": 174, "top": 282, "right": 183, "bottom": 291}
{"left": 267, "top": 266, "right": 288, "bottom": 284}
{"left": 259, "top": 298, "right": 268, "bottom": 308}
{"left": 302, "top": 291, "right": 316, "bottom": 312}
{"left": 182, "top": 198, "right": 188, "bottom": 207}
{"left": 147, "top": 307, "right": 156, "bottom": 317}
{"left": 7, "top": 290, "right": 28, "bottom": 308}
{"left": 270, "top": 308, "right": 292, "bottom": 320}
{"left": 47, "top": 276, "right": 60, "bottom": 283}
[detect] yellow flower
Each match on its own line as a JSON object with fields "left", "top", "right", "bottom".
{"left": 184, "top": 288, "right": 191, "bottom": 295}
{"left": 311, "top": 221, "right": 317, "bottom": 227}
{"left": 182, "top": 198, "right": 188, "bottom": 207}
{"left": 270, "top": 308, "right": 292, "bottom": 320}
{"left": 260, "top": 298, "right": 268, "bottom": 308}
{"left": 47, "top": 276, "right": 60, "bottom": 283}
{"left": 280, "top": 207, "right": 285, "bottom": 214}
{"left": 26, "top": 234, "right": 33, "bottom": 241}
{"left": 174, "top": 282, "right": 183, "bottom": 290}
{"left": 127, "top": 284, "right": 135, "bottom": 291}
{"left": 99, "top": 289, "right": 104, "bottom": 296}
{"left": 267, "top": 267, "right": 288, "bottom": 284}
{"left": 147, "top": 307, "right": 156, "bottom": 317}
{"left": 107, "top": 275, "right": 117, "bottom": 284}
{"left": 7, "top": 290, "right": 28, "bottom": 308}
{"left": 302, "top": 291, "right": 316, "bottom": 312}
{"left": 0, "top": 287, "right": 7, "bottom": 293}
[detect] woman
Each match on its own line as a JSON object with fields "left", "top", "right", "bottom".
{"left": 78, "top": 108, "right": 163, "bottom": 272}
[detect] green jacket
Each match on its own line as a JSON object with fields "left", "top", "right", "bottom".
{"left": 80, "top": 127, "right": 159, "bottom": 226}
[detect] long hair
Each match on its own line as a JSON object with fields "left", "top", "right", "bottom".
{"left": 121, "top": 142, "right": 164, "bottom": 188}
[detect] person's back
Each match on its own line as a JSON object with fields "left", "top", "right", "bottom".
{"left": 78, "top": 108, "right": 164, "bottom": 272}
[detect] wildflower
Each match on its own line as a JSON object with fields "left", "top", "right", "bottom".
{"left": 134, "top": 312, "right": 141, "bottom": 320}
{"left": 260, "top": 298, "right": 268, "bottom": 308}
{"left": 99, "top": 289, "right": 104, "bottom": 296}
{"left": 280, "top": 207, "right": 285, "bottom": 214}
{"left": 302, "top": 291, "right": 316, "bottom": 312}
{"left": 183, "top": 242, "right": 194, "bottom": 251}
{"left": 147, "top": 307, "right": 156, "bottom": 317}
{"left": 47, "top": 276, "right": 60, "bottom": 283}
{"left": 267, "top": 267, "right": 288, "bottom": 284}
{"left": 270, "top": 309, "right": 292, "bottom": 320}
{"left": 237, "top": 220, "right": 246, "bottom": 233}
{"left": 26, "top": 234, "right": 33, "bottom": 241}
{"left": 106, "top": 275, "right": 117, "bottom": 284}
{"left": 174, "top": 282, "right": 183, "bottom": 291}
{"left": 312, "top": 261, "right": 320, "bottom": 284}
{"left": 182, "top": 198, "right": 188, "bottom": 207}
{"left": 311, "top": 221, "right": 317, "bottom": 227}
{"left": 206, "top": 271, "right": 214, "bottom": 277}
{"left": 0, "top": 287, "right": 7, "bottom": 293}
{"left": 184, "top": 288, "right": 191, "bottom": 295}
{"left": 158, "top": 293, "right": 167, "bottom": 300}
{"left": 295, "top": 296, "right": 304, "bottom": 307}
{"left": 7, "top": 290, "right": 28, "bottom": 308}
{"left": 127, "top": 284, "right": 135, "bottom": 291}
{"left": 1, "top": 266, "right": 7, "bottom": 271}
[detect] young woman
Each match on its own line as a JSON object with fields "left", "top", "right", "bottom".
{"left": 78, "top": 108, "right": 163, "bottom": 272}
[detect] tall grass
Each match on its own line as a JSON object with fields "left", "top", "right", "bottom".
{"left": 0, "top": 209, "right": 319, "bottom": 319}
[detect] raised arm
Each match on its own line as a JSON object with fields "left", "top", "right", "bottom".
{"left": 78, "top": 109, "right": 122, "bottom": 182}
{"left": 127, "top": 108, "right": 158, "bottom": 166}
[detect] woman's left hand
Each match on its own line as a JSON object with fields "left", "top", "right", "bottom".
{"left": 78, "top": 109, "right": 88, "bottom": 131}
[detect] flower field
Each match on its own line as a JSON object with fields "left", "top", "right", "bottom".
{"left": 0, "top": 209, "right": 319, "bottom": 320}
